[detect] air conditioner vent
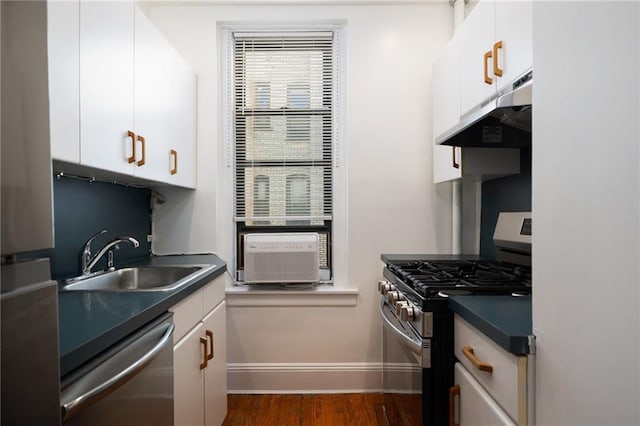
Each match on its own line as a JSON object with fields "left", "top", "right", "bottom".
{"left": 243, "top": 233, "right": 319, "bottom": 284}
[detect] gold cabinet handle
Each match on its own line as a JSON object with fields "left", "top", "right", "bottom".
{"left": 206, "top": 330, "right": 214, "bottom": 360}
{"left": 170, "top": 149, "right": 178, "bottom": 175}
{"left": 483, "top": 50, "right": 493, "bottom": 84}
{"left": 449, "top": 385, "right": 460, "bottom": 426}
{"left": 136, "top": 135, "right": 146, "bottom": 167}
{"left": 127, "top": 131, "right": 136, "bottom": 163}
{"left": 452, "top": 147, "right": 460, "bottom": 169}
{"left": 199, "top": 337, "right": 208, "bottom": 370}
{"left": 462, "top": 345, "right": 493, "bottom": 373}
{"left": 493, "top": 40, "right": 503, "bottom": 77}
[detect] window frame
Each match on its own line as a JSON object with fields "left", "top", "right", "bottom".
{"left": 219, "top": 22, "right": 346, "bottom": 286}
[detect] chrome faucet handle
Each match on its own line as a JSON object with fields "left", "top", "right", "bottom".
{"left": 114, "top": 236, "right": 140, "bottom": 248}
{"left": 82, "top": 229, "right": 107, "bottom": 272}
{"left": 107, "top": 247, "right": 118, "bottom": 271}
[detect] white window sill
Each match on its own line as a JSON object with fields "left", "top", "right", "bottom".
{"left": 225, "top": 285, "right": 359, "bottom": 307}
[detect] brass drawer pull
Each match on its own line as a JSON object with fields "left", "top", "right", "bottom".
{"left": 136, "top": 135, "right": 146, "bottom": 167}
{"left": 483, "top": 50, "right": 493, "bottom": 84}
{"left": 127, "top": 131, "right": 136, "bottom": 163}
{"left": 170, "top": 149, "right": 178, "bottom": 175}
{"left": 206, "top": 330, "right": 214, "bottom": 360}
{"left": 493, "top": 40, "right": 503, "bottom": 77}
{"left": 449, "top": 385, "right": 460, "bottom": 426}
{"left": 199, "top": 337, "right": 208, "bottom": 370}
{"left": 462, "top": 345, "right": 493, "bottom": 373}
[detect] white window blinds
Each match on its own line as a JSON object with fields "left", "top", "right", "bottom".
{"left": 233, "top": 32, "right": 334, "bottom": 226}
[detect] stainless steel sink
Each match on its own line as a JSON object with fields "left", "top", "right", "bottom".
{"left": 61, "top": 265, "right": 213, "bottom": 292}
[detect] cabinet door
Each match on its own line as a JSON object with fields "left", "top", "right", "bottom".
{"left": 494, "top": 1, "right": 532, "bottom": 91}
{"left": 134, "top": 7, "right": 196, "bottom": 187}
{"left": 459, "top": 0, "right": 496, "bottom": 116}
{"left": 432, "top": 31, "right": 463, "bottom": 183}
{"left": 134, "top": 6, "right": 173, "bottom": 183}
{"left": 80, "top": 0, "right": 136, "bottom": 174}
{"left": 164, "top": 50, "right": 197, "bottom": 188}
{"left": 432, "top": 32, "right": 461, "bottom": 142}
{"left": 433, "top": 146, "right": 462, "bottom": 183}
{"left": 48, "top": 0, "right": 80, "bottom": 163}
{"left": 454, "top": 314, "right": 523, "bottom": 421}
{"left": 454, "top": 363, "right": 515, "bottom": 426}
{"left": 174, "top": 323, "right": 206, "bottom": 426}
{"left": 203, "top": 302, "right": 227, "bottom": 426}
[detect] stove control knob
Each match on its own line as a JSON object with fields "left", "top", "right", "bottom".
{"left": 400, "top": 305, "right": 415, "bottom": 322}
{"left": 378, "top": 281, "right": 393, "bottom": 295}
{"left": 386, "top": 291, "right": 399, "bottom": 304}
{"left": 395, "top": 301, "right": 408, "bottom": 316}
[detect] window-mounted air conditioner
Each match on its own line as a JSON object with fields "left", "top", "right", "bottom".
{"left": 243, "top": 233, "right": 319, "bottom": 284}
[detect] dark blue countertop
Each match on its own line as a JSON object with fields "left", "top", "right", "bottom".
{"left": 58, "top": 254, "right": 226, "bottom": 377}
{"left": 448, "top": 295, "right": 533, "bottom": 355}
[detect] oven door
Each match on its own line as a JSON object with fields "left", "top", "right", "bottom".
{"left": 379, "top": 298, "right": 424, "bottom": 425}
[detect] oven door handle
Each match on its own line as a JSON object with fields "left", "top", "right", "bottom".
{"left": 60, "top": 320, "right": 175, "bottom": 422}
{"left": 379, "top": 298, "right": 422, "bottom": 355}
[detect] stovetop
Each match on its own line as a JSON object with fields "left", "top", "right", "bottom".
{"left": 383, "top": 257, "right": 531, "bottom": 303}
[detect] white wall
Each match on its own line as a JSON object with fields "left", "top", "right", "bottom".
{"left": 533, "top": 2, "right": 639, "bottom": 424}
{"left": 148, "top": 2, "right": 453, "bottom": 391}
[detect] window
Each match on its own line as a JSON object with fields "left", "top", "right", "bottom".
{"left": 286, "top": 174, "right": 310, "bottom": 225}
{"left": 253, "top": 175, "right": 270, "bottom": 224}
{"left": 233, "top": 32, "right": 334, "bottom": 281}
{"left": 254, "top": 83, "right": 272, "bottom": 131}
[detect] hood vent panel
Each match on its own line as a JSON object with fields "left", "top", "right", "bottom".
{"left": 437, "top": 70, "right": 532, "bottom": 148}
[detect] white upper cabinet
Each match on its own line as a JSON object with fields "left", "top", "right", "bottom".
{"left": 432, "top": 32, "right": 461, "bottom": 140}
{"left": 459, "top": 0, "right": 532, "bottom": 116}
{"left": 48, "top": 0, "right": 197, "bottom": 188}
{"left": 48, "top": 0, "right": 80, "bottom": 164}
{"left": 134, "top": 7, "right": 196, "bottom": 188}
{"left": 458, "top": 0, "right": 496, "bottom": 116}
{"left": 431, "top": 0, "right": 530, "bottom": 183}
{"left": 432, "top": 32, "right": 463, "bottom": 183}
{"left": 494, "top": 1, "right": 533, "bottom": 92}
{"left": 80, "top": 1, "right": 136, "bottom": 175}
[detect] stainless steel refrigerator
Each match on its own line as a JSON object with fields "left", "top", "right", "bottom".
{"left": 1, "top": 1, "right": 60, "bottom": 424}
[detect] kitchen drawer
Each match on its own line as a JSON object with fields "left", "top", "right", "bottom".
{"left": 454, "top": 314, "right": 528, "bottom": 423}
{"left": 170, "top": 288, "right": 204, "bottom": 343}
{"left": 203, "top": 275, "right": 225, "bottom": 315}
{"left": 454, "top": 363, "right": 515, "bottom": 426}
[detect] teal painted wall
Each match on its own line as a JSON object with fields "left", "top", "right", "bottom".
{"left": 27, "top": 176, "right": 152, "bottom": 280}
{"left": 480, "top": 146, "right": 532, "bottom": 258}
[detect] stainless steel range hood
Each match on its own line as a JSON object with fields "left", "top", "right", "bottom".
{"left": 437, "top": 69, "right": 532, "bottom": 147}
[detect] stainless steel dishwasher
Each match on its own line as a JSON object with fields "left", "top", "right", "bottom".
{"left": 60, "top": 312, "right": 174, "bottom": 425}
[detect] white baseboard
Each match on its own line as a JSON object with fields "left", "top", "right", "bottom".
{"left": 227, "top": 362, "right": 383, "bottom": 394}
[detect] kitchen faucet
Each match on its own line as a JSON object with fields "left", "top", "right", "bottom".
{"left": 81, "top": 230, "right": 140, "bottom": 275}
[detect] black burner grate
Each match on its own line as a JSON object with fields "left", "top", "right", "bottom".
{"left": 387, "top": 259, "right": 531, "bottom": 299}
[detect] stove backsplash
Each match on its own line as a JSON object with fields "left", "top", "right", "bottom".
{"left": 20, "top": 176, "right": 152, "bottom": 280}
{"left": 480, "top": 146, "right": 532, "bottom": 259}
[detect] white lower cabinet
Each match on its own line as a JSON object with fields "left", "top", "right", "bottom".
{"left": 171, "top": 275, "right": 227, "bottom": 426}
{"left": 454, "top": 363, "right": 515, "bottom": 426}
{"left": 203, "top": 303, "right": 227, "bottom": 426}
{"left": 451, "top": 315, "right": 532, "bottom": 425}
{"left": 174, "top": 322, "right": 206, "bottom": 426}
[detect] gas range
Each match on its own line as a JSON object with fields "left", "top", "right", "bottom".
{"left": 377, "top": 212, "right": 532, "bottom": 426}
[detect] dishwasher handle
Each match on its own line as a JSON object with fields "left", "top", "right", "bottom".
{"left": 61, "top": 321, "right": 174, "bottom": 422}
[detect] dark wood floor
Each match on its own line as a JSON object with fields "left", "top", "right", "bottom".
{"left": 222, "top": 393, "right": 389, "bottom": 426}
